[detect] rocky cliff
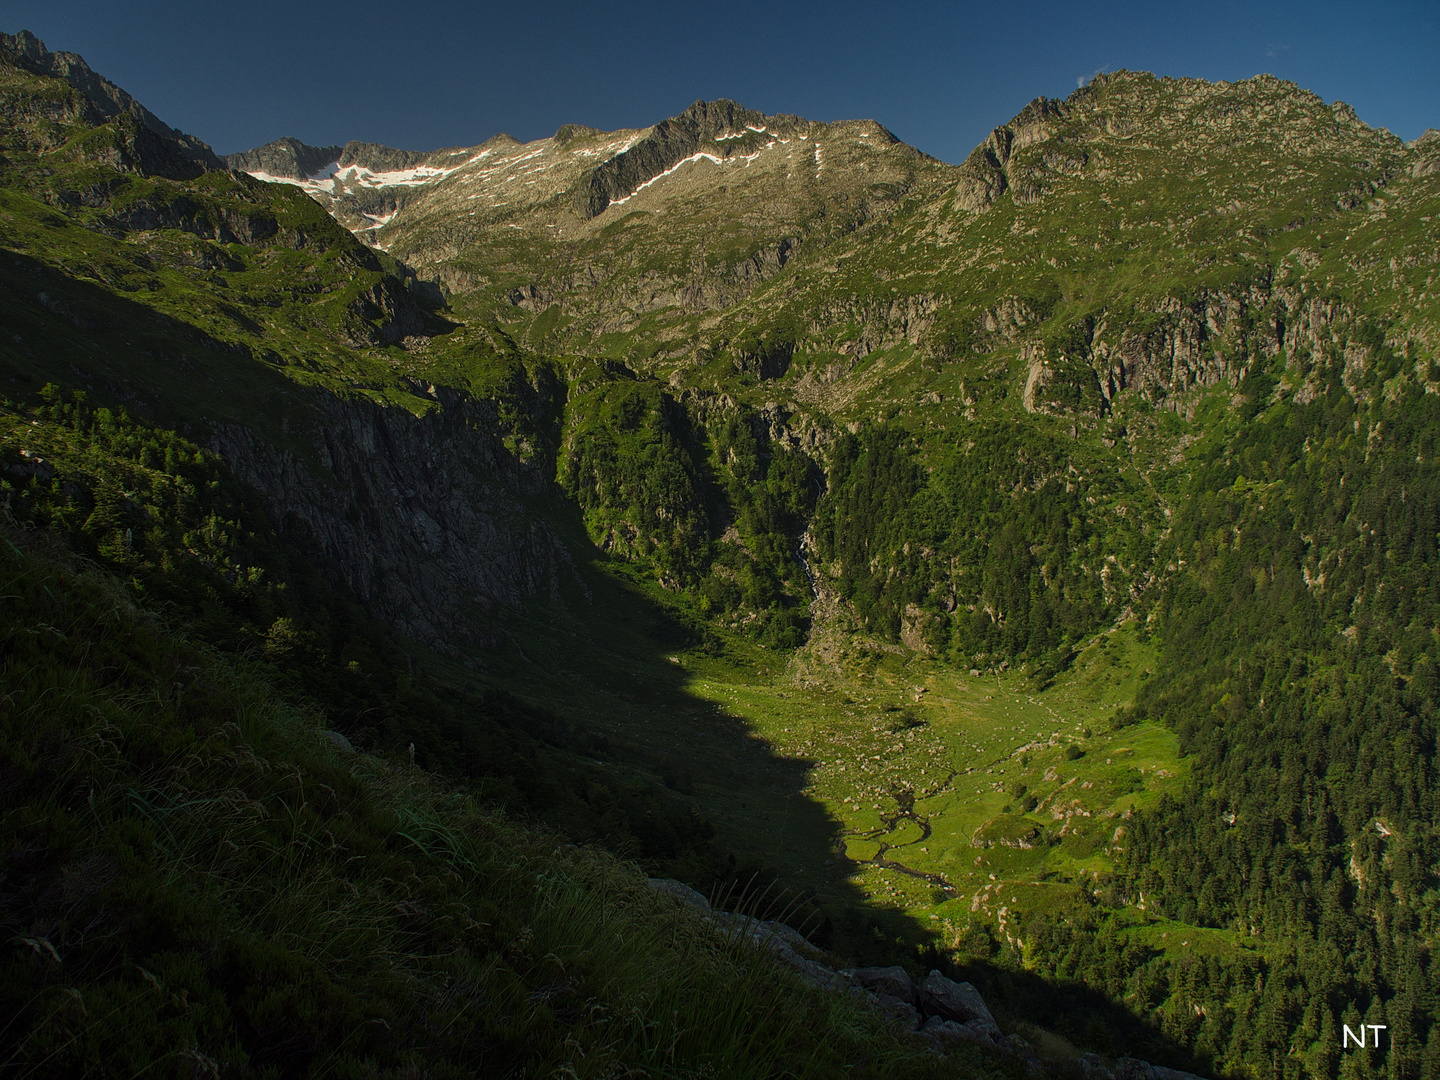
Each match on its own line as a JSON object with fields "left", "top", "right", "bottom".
{"left": 223, "top": 136, "right": 344, "bottom": 179}
{"left": 210, "top": 380, "right": 578, "bottom": 655}
{"left": 572, "top": 98, "right": 815, "bottom": 218}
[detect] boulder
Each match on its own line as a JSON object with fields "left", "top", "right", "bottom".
{"left": 750, "top": 917, "right": 811, "bottom": 952}
{"left": 919, "top": 970, "right": 998, "bottom": 1033}
{"left": 1079, "top": 1052, "right": 1116, "bottom": 1080}
{"left": 1118, "top": 1058, "right": 1208, "bottom": 1080}
{"left": 755, "top": 936, "right": 848, "bottom": 991}
{"left": 918, "top": 1015, "right": 994, "bottom": 1048}
{"left": 874, "top": 992, "right": 921, "bottom": 1031}
{"left": 844, "top": 965, "right": 918, "bottom": 1005}
{"left": 1003, "top": 1033, "right": 1044, "bottom": 1072}
{"left": 1151, "top": 1066, "right": 1209, "bottom": 1080}
{"left": 647, "top": 877, "right": 711, "bottom": 912}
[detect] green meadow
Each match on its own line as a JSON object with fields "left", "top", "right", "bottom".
{"left": 492, "top": 558, "right": 1188, "bottom": 969}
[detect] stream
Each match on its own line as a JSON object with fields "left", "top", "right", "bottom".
{"left": 839, "top": 778, "right": 960, "bottom": 896}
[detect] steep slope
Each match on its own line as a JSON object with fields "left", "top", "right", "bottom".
{"left": 0, "top": 40, "right": 1038, "bottom": 1079}
{"left": 0, "top": 29, "right": 221, "bottom": 178}
{"left": 0, "top": 508, "right": 994, "bottom": 1079}
{"left": 0, "top": 31, "right": 589, "bottom": 652}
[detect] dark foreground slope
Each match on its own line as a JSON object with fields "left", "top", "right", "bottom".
{"left": 0, "top": 517, "right": 997, "bottom": 1079}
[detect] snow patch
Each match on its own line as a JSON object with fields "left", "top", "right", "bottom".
{"left": 574, "top": 133, "right": 647, "bottom": 159}
{"left": 333, "top": 163, "right": 458, "bottom": 187}
{"left": 245, "top": 170, "right": 327, "bottom": 192}
{"left": 605, "top": 142, "right": 776, "bottom": 208}
{"left": 609, "top": 151, "right": 723, "bottom": 206}
{"left": 246, "top": 159, "right": 460, "bottom": 195}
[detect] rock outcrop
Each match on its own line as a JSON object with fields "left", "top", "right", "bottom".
{"left": 210, "top": 382, "right": 575, "bottom": 654}
{"left": 648, "top": 879, "right": 1028, "bottom": 1064}
{"left": 223, "top": 136, "right": 345, "bottom": 180}
{"left": 1020, "top": 280, "right": 1387, "bottom": 419}
{"left": 646, "top": 877, "right": 1212, "bottom": 1078}
{"left": 952, "top": 96, "right": 1071, "bottom": 212}
{"left": 572, "top": 99, "right": 815, "bottom": 219}
{"left": 0, "top": 30, "right": 222, "bottom": 178}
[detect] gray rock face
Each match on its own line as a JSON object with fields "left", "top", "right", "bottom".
{"left": 224, "top": 137, "right": 345, "bottom": 180}
{"left": 572, "top": 99, "right": 818, "bottom": 219}
{"left": 919, "top": 1015, "right": 995, "bottom": 1048}
{"left": 553, "top": 123, "right": 603, "bottom": 146}
{"left": 845, "top": 965, "right": 918, "bottom": 1005}
{"left": 875, "top": 993, "right": 921, "bottom": 1031}
{"left": 3, "top": 449, "right": 56, "bottom": 483}
{"left": 345, "top": 277, "right": 428, "bottom": 345}
{"left": 225, "top": 137, "right": 443, "bottom": 179}
{"left": 1411, "top": 129, "right": 1440, "bottom": 176}
{"left": 1115, "top": 1060, "right": 1210, "bottom": 1080}
{"left": 952, "top": 95, "right": 1070, "bottom": 213}
{"left": 643, "top": 879, "right": 845, "bottom": 990}
{"left": 1116, "top": 1059, "right": 1157, "bottom": 1080}
{"left": 0, "top": 30, "right": 222, "bottom": 178}
{"left": 1020, "top": 281, "right": 1380, "bottom": 420}
{"left": 641, "top": 881, "right": 1038, "bottom": 1061}
{"left": 334, "top": 140, "right": 434, "bottom": 174}
{"left": 647, "top": 877, "right": 711, "bottom": 911}
{"left": 919, "top": 970, "right": 998, "bottom": 1032}
{"left": 209, "top": 381, "right": 575, "bottom": 654}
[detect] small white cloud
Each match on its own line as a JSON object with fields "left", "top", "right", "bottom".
{"left": 1077, "top": 66, "right": 1110, "bottom": 88}
{"left": 1264, "top": 43, "right": 1291, "bottom": 58}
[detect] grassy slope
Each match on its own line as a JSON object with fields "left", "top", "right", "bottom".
{"left": 0, "top": 521, "right": 1005, "bottom": 1079}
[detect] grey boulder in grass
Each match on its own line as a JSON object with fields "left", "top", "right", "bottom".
{"left": 919, "top": 970, "right": 999, "bottom": 1035}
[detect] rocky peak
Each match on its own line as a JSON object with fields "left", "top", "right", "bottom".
{"left": 224, "top": 136, "right": 344, "bottom": 179}
{"left": 1410, "top": 128, "right": 1440, "bottom": 177}
{"left": 336, "top": 140, "right": 435, "bottom": 173}
{"left": 950, "top": 70, "right": 1403, "bottom": 214}
{"left": 225, "top": 136, "right": 444, "bottom": 179}
{"left": 570, "top": 98, "right": 812, "bottom": 219}
{"left": 0, "top": 29, "right": 221, "bottom": 177}
{"left": 553, "top": 123, "right": 603, "bottom": 147}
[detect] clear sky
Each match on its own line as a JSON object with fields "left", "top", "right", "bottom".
{"left": 2, "top": 0, "right": 1436, "bottom": 163}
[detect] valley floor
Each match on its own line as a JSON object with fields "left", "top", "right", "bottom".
{"left": 490, "top": 556, "right": 1200, "bottom": 980}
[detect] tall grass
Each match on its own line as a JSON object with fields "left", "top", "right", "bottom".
{"left": 0, "top": 526, "right": 998, "bottom": 1078}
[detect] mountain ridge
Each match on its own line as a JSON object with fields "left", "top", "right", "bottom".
{"left": 0, "top": 29, "right": 222, "bottom": 177}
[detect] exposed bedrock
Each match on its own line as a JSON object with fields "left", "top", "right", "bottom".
{"left": 210, "top": 384, "right": 577, "bottom": 654}
{"left": 573, "top": 99, "right": 814, "bottom": 219}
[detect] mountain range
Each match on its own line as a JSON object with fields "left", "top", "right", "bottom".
{"left": 3, "top": 26, "right": 1440, "bottom": 1080}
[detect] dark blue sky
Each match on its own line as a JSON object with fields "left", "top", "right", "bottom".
{"left": 3, "top": 1, "right": 1437, "bottom": 162}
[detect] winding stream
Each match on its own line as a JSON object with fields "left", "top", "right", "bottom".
{"left": 839, "top": 776, "right": 960, "bottom": 896}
